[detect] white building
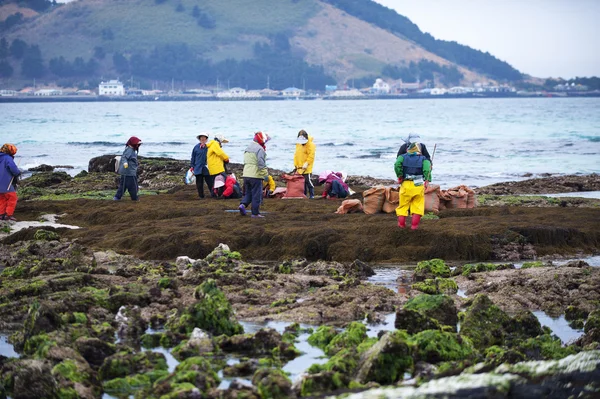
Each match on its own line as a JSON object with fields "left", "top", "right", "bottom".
{"left": 34, "top": 89, "right": 62, "bottom": 96}
{"left": 282, "top": 87, "right": 305, "bottom": 98}
{"left": 371, "top": 78, "right": 390, "bottom": 94}
{"left": 99, "top": 80, "right": 125, "bottom": 96}
{"left": 216, "top": 87, "right": 261, "bottom": 100}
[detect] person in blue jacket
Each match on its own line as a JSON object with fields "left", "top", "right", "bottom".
{"left": 190, "top": 133, "right": 212, "bottom": 199}
{"left": 114, "top": 136, "right": 142, "bottom": 201}
{"left": 0, "top": 143, "right": 21, "bottom": 221}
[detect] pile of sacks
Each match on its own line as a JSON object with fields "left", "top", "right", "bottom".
{"left": 351, "top": 184, "right": 476, "bottom": 215}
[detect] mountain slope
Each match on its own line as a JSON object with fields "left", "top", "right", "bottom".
{"left": 0, "top": 0, "right": 519, "bottom": 88}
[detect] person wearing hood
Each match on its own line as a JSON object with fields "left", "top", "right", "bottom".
{"left": 320, "top": 171, "right": 350, "bottom": 199}
{"left": 397, "top": 133, "right": 432, "bottom": 163}
{"left": 394, "top": 142, "right": 432, "bottom": 230}
{"left": 190, "top": 133, "right": 211, "bottom": 198}
{"left": 239, "top": 132, "right": 270, "bottom": 218}
{"left": 0, "top": 143, "right": 21, "bottom": 221}
{"left": 114, "top": 136, "right": 142, "bottom": 201}
{"left": 294, "top": 129, "right": 316, "bottom": 198}
{"left": 207, "top": 134, "right": 230, "bottom": 197}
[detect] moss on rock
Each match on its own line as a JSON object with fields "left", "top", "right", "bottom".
{"left": 414, "top": 259, "right": 451, "bottom": 281}
{"left": 459, "top": 294, "right": 512, "bottom": 350}
{"left": 252, "top": 367, "right": 292, "bottom": 399}
{"left": 403, "top": 294, "right": 458, "bottom": 329}
{"left": 412, "top": 278, "right": 458, "bottom": 295}
{"left": 307, "top": 325, "right": 338, "bottom": 351}
{"left": 325, "top": 321, "right": 367, "bottom": 356}
{"left": 355, "top": 330, "right": 413, "bottom": 385}
{"left": 411, "top": 330, "right": 474, "bottom": 364}
{"left": 394, "top": 308, "right": 442, "bottom": 334}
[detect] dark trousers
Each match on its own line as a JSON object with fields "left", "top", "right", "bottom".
{"left": 241, "top": 178, "right": 263, "bottom": 215}
{"left": 330, "top": 180, "right": 348, "bottom": 198}
{"left": 195, "top": 174, "right": 214, "bottom": 198}
{"left": 115, "top": 175, "right": 139, "bottom": 200}
{"left": 302, "top": 173, "right": 314, "bottom": 198}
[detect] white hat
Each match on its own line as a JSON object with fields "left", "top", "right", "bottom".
{"left": 215, "top": 134, "right": 229, "bottom": 143}
{"left": 296, "top": 136, "right": 308, "bottom": 144}
{"left": 213, "top": 174, "right": 226, "bottom": 188}
{"left": 197, "top": 132, "right": 210, "bottom": 140}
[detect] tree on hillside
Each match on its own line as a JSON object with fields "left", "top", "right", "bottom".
{"left": 0, "top": 38, "right": 8, "bottom": 58}
{"left": 2, "top": 13, "right": 24, "bottom": 31}
{"left": 0, "top": 61, "right": 13, "bottom": 78}
{"left": 94, "top": 46, "right": 105, "bottom": 60}
{"left": 10, "top": 39, "right": 27, "bottom": 59}
{"left": 21, "top": 44, "right": 45, "bottom": 78}
{"left": 113, "top": 52, "right": 129, "bottom": 74}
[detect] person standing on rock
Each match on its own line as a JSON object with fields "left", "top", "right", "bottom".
{"left": 239, "top": 132, "right": 270, "bottom": 218}
{"left": 294, "top": 129, "right": 316, "bottom": 199}
{"left": 207, "top": 134, "right": 230, "bottom": 197}
{"left": 0, "top": 143, "right": 21, "bottom": 221}
{"left": 114, "top": 136, "right": 142, "bottom": 201}
{"left": 395, "top": 142, "right": 432, "bottom": 230}
{"left": 190, "top": 133, "right": 211, "bottom": 199}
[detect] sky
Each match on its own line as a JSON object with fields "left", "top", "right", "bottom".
{"left": 372, "top": 0, "right": 600, "bottom": 79}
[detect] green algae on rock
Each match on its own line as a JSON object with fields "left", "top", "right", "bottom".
{"left": 460, "top": 262, "right": 514, "bottom": 276}
{"left": 411, "top": 330, "right": 475, "bottom": 364}
{"left": 252, "top": 367, "right": 293, "bottom": 399}
{"left": 403, "top": 294, "right": 458, "bottom": 329}
{"left": 413, "top": 259, "right": 451, "bottom": 281}
{"left": 411, "top": 277, "right": 458, "bottom": 295}
{"left": 394, "top": 308, "right": 442, "bottom": 334}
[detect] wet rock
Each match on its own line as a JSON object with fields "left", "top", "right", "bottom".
{"left": 10, "top": 359, "right": 58, "bottom": 399}
{"left": 74, "top": 337, "right": 116, "bottom": 368}
{"left": 325, "top": 322, "right": 367, "bottom": 356}
{"left": 394, "top": 308, "right": 441, "bottom": 334}
{"left": 153, "top": 356, "right": 220, "bottom": 396}
{"left": 172, "top": 328, "right": 214, "bottom": 360}
{"left": 483, "top": 345, "right": 526, "bottom": 368}
{"left": 217, "top": 328, "right": 299, "bottom": 360}
{"left": 403, "top": 294, "right": 458, "bottom": 329}
{"left": 459, "top": 294, "right": 512, "bottom": 350}
{"left": 563, "top": 260, "right": 590, "bottom": 268}
{"left": 222, "top": 359, "right": 260, "bottom": 377}
{"left": 204, "top": 243, "right": 232, "bottom": 262}
{"left": 476, "top": 173, "right": 600, "bottom": 195}
{"left": 176, "top": 256, "right": 195, "bottom": 269}
{"left": 166, "top": 279, "right": 243, "bottom": 337}
{"left": 460, "top": 262, "right": 514, "bottom": 276}
{"left": 99, "top": 351, "right": 168, "bottom": 380}
{"left": 412, "top": 330, "right": 475, "bottom": 364}
{"left": 307, "top": 325, "right": 338, "bottom": 351}
{"left": 22, "top": 301, "right": 64, "bottom": 341}
{"left": 115, "top": 305, "right": 147, "bottom": 344}
{"left": 413, "top": 259, "right": 451, "bottom": 281}
{"left": 28, "top": 164, "right": 55, "bottom": 172}
{"left": 252, "top": 367, "right": 294, "bottom": 399}
{"left": 298, "top": 370, "right": 345, "bottom": 397}
{"left": 411, "top": 277, "right": 458, "bottom": 295}
{"left": 21, "top": 171, "right": 72, "bottom": 188}
{"left": 221, "top": 380, "right": 260, "bottom": 399}
{"left": 584, "top": 310, "right": 600, "bottom": 334}
{"left": 355, "top": 331, "right": 412, "bottom": 384}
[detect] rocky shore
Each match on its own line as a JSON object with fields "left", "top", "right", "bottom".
{"left": 0, "top": 156, "right": 599, "bottom": 398}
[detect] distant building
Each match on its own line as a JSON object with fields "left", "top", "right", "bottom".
{"left": 325, "top": 85, "right": 337, "bottom": 92}
{"left": 329, "top": 89, "right": 364, "bottom": 98}
{"left": 99, "top": 80, "right": 125, "bottom": 96}
{"left": 430, "top": 88, "right": 447, "bottom": 96}
{"left": 371, "top": 78, "right": 390, "bottom": 94}
{"left": 34, "top": 89, "right": 62, "bottom": 96}
{"left": 216, "top": 87, "right": 261, "bottom": 100}
{"left": 0, "top": 90, "right": 17, "bottom": 97}
{"left": 282, "top": 87, "right": 305, "bottom": 98}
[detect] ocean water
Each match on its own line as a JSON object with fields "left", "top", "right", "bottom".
{"left": 2, "top": 97, "right": 599, "bottom": 188}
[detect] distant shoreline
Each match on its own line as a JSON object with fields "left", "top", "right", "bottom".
{"left": 1, "top": 91, "right": 599, "bottom": 103}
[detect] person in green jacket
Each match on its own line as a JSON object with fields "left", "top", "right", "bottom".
{"left": 394, "top": 142, "right": 432, "bottom": 230}
{"left": 239, "top": 132, "right": 270, "bottom": 218}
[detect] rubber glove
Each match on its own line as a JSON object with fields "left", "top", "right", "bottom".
{"left": 302, "top": 162, "right": 308, "bottom": 169}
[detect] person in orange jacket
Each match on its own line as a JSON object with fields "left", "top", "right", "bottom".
{"left": 294, "top": 129, "right": 316, "bottom": 198}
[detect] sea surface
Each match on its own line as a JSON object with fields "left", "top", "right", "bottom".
{"left": 2, "top": 97, "right": 599, "bottom": 188}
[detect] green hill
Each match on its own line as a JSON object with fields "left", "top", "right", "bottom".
{"left": 0, "top": 0, "right": 524, "bottom": 90}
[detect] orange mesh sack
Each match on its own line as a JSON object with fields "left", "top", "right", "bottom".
{"left": 382, "top": 187, "right": 400, "bottom": 213}
{"left": 363, "top": 186, "right": 386, "bottom": 214}
{"left": 335, "top": 199, "right": 364, "bottom": 214}
{"left": 424, "top": 184, "right": 441, "bottom": 213}
{"left": 281, "top": 174, "right": 306, "bottom": 199}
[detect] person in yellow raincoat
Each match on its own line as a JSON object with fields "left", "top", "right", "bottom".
{"left": 207, "top": 134, "right": 230, "bottom": 197}
{"left": 394, "top": 142, "right": 432, "bottom": 230}
{"left": 294, "top": 130, "right": 316, "bottom": 198}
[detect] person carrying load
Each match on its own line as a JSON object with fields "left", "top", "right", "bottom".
{"left": 394, "top": 142, "right": 432, "bottom": 230}
{"left": 0, "top": 143, "right": 21, "bottom": 221}
{"left": 320, "top": 171, "right": 349, "bottom": 199}
{"left": 190, "top": 133, "right": 211, "bottom": 199}
{"left": 294, "top": 129, "right": 316, "bottom": 199}
{"left": 207, "top": 134, "right": 230, "bottom": 197}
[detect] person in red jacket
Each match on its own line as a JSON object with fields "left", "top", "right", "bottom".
{"left": 213, "top": 174, "right": 242, "bottom": 199}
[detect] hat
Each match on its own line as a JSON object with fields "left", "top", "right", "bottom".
{"left": 213, "top": 174, "right": 226, "bottom": 188}
{"left": 0, "top": 143, "right": 17, "bottom": 156}
{"left": 214, "top": 134, "right": 229, "bottom": 143}
{"left": 126, "top": 136, "right": 142, "bottom": 147}
{"left": 197, "top": 132, "right": 210, "bottom": 140}
{"left": 407, "top": 142, "right": 422, "bottom": 154}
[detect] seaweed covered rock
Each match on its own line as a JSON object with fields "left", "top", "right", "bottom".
{"left": 74, "top": 337, "right": 116, "bottom": 368}
{"left": 411, "top": 278, "right": 458, "bottom": 295}
{"left": 252, "top": 367, "right": 294, "bottom": 399}
{"left": 307, "top": 325, "right": 338, "bottom": 351}
{"left": 403, "top": 294, "right": 458, "bottom": 329}
{"left": 115, "top": 305, "right": 147, "bottom": 344}
{"left": 394, "top": 308, "right": 441, "bottom": 334}
{"left": 584, "top": 310, "right": 600, "bottom": 334}
{"left": 460, "top": 262, "right": 514, "bottom": 277}
{"left": 411, "top": 330, "right": 475, "bottom": 364}
{"left": 509, "top": 310, "right": 544, "bottom": 345}
{"left": 22, "top": 301, "right": 64, "bottom": 343}
{"left": 99, "top": 351, "right": 168, "bottom": 381}
{"left": 325, "top": 322, "right": 367, "bottom": 356}
{"left": 514, "top": 333, "right": 578, "bottom": 361}
{"left": 355, "top": 331, "right": 413, "bottom": 385}
{"left": 216, "top": 328, "right": 299, "bottom": 360}
{"left": 153, "top": 356, "right": 220, "bottom": 396}
{"left": 299, "top": 370, "right": 345, "bottom": 397}
{"left": 5, "top": 359, "right": 58, "bottom": 399}
{"left": 21, "top": 171, "right": 72, "bottom": 188}
{"left": 166, "top": 279, "right": 243, "bottom": 336}
{"left": 459, "top": 294, "right": 513, "bottom": 350}
{"left": 413, "top": 259, "right": 451, "bottom": 281}
{"left": 171, "top": 328, "right": 215, "bottom": 360}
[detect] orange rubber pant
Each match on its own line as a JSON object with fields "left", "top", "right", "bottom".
{"left": 0, "top": 192, "right": 18, "bottom": 216}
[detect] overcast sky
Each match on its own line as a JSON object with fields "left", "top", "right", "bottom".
{"left": 372, "top": 0, "right": 599, "bottom": 79}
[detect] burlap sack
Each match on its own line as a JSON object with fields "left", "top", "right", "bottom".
{"left": 281, "top": 174, "right": 306, "bottom": 199}
{"left": 382, "top": 187, "right": 400, "bottom": 213}
{"left": 441, "top": 186, "right": 469, "bottom": 209}
{"left": 424, "top": 184, "right": 441, "bottom": 213}
{"left": 335, "top": 199, "right": 364, "bottom": 214}
{"left": 363, "top": 186, "right": 386, "bottom": 214}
